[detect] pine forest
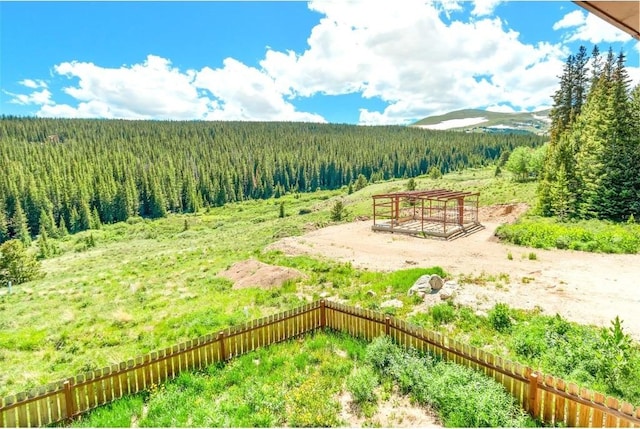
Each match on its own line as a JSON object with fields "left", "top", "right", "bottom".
{"left": 0, "top": 119, "right": 544, "bottom": 244}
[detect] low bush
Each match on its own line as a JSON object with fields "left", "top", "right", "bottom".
{"left": 430, "top": 302, "right": 456, "bottom": 325}
{"left": 496, "top": 216, "right": 640, "bottom": 254}
{"left": 346, "top": 366, "right": 379, "bottom": 404}
{"left": 364, "top": 336, "right": 533, "bottom": 427}
{"left": 488, "top": 303, "right": 512, "bottom": 333}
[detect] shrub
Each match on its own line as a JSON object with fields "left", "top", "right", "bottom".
{"left": 0, "top": 240, "right": 43, "bottom": 285}
{"left": 365, "top": 336, "right": 403, "bottom": 375}
{"left": 488, "top": 303, "right": 512, "bottom": 332}
{"left": 364, "top": 337, "right": 532, "bottom": 427}
{"left": 329, "top": 200, "right": 348, "bottom": 222}
{"left": 346, "top": 366, "right": 379, "bottom": 404}
{"left": 430, "top": 302, "right": 456, "bottom": 325}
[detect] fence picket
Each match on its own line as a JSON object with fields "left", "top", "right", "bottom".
{"left": 554, "top": 378, "right": 567, "bottom": 426}
{"left": 543, "top": 374, "right": 555, "bottom": 424}
{"left": 591, "top": 392, "right": 605, "bottom": 427}
{"left": 604, "top": 397, "right": 619, "bottom": 427}
{"left": 566, "top": 383, "right": 579, "bottom": 427}
{"left": 578, "top": 388, "right": 593, "bottom": 427}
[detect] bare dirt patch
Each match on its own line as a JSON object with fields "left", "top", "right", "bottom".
{"left": 217, "top": 259, "right": 306, "bottom": 290}
{"left": 269, "top": 204, "right": 640, "bottom": 341}
{"left": 338, "top": 389, "right": 441, "bottom": 428}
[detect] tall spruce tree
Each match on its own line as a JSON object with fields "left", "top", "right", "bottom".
{"left": 593, "top": 52, "right": 640, "bottom": 221}
{"left": 0, "top": 204, "right": 8, "bottom": 244}
{"left": 538, "top": 47, "right": 589, "bottom": 216}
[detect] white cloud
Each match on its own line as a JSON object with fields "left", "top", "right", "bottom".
{"left": 555, "top": 10, "right": 633, "bottom": 43}
{"left": 194, "top": 58, "right": 325, "bottom": 122}
{"left": 11, "top": 55, "right": 324, "bottom": 122}
{"left": 8, "top": 89, "right": 53, "bottom": 106}
{"left": 470, "top": 0, "right": 502, "bottom": 17}
{"left": 19, "top": 79, "right": 48, "bottom": 89}
{"left": 262, "top": 0, "right": 567, "bottom": 124}
{"left": 553, "top": 10, "right": 585, "bottom": 30}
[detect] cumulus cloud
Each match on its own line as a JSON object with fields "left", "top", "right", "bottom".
{"left": 194, "top": 58, "right": 325, "bottom": 122}
{"left": 261, "top": 0, "right": 567, "bottom": 124}
{"left": 470, "top": 0, "right": 503, "bottom": 17}
{"left": 10, "top": 54, "right": 325, "bottom": 122}
{"left": 554, "top": 9, "right": 633, "bottom": 43}
{"left": 12, "top": 1, "right": 625, "bottom": 125}
{"left": 8, "top": 89, "right": 53, "bottom": 106}
{"left": 19, "top": 79, "right": 48, "bottom": 89}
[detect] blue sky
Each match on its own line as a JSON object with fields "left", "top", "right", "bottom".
{"left": 1, "top": 1, "right": 638, "bottom": 125}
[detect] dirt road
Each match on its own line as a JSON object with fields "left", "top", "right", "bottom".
{"left": 270, "top": 213, "right": 640, "bottom": 341}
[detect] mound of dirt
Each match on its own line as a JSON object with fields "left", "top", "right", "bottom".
{"left": 218, "top": 259, "right": 306, "bottom": 290}
{"left": 478, "top": 203, "right": 529, "bottom": 224}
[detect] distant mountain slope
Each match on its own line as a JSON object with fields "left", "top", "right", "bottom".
{"left": 412, "top": 108, "right": 551, "bottom": 135}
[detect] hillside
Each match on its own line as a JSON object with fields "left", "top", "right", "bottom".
{"left": 412, "top": 108, "right": 551, "bottom": 135}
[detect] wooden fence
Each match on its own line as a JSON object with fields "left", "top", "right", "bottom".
{"left": 1, "top": 300, "right": 639, "bottom": 427}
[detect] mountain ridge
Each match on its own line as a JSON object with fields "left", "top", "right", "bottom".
{"left": 412, "top": 108, "right": 551, "bottom": 135}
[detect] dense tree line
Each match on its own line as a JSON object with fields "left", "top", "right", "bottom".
{"left": 538, "top": 46, "right": 640, "bottom": 221}
{"left": 0, "top": 118, "right": 544, "bottom": 243}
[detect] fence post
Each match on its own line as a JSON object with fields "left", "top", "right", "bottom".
{"left": 320, "top": 300, "right": 326, "bottom": 328}
{"left": 528, "top": 371, "right": 539, "bottom": 419}
{"left": 63, "top": 379, "right": 75, "bottom": 421}
{"left": 218, "top": 332, "right": 226, "bottom": 362}
{"left": 385, "top": 316, "right": 390, "bottom": 336}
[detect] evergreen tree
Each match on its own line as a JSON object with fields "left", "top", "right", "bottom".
{"left": 0, "top": 239, "right": 42, "bottom": 285}
{"left": 330, "top": 200, "right": 348, "bottom": 222}
{"left": 593, "top": 53, "right": 640, "bottom": 221}
{"left": 9, "top": 199, "right": 31, "bottom": 245}
{"left": 406, "top": 178, "right": 417, "bottom": 191}
{"left": 0, "top": 205, "right": 8, "bottom": 244}
{"left": 573, "top": 69, "right": 611, "bottom": 218}
{"left": 354, "top": 174, "right": 368, "bottom": 191}
{"left": 58, "top": 217, "right": 69, "bottom": 237}
{"left": 90, "top": 207, "right": 102, "bottom": 229}
{"left": 37, "top": 226, "right": 52, "bottom": 259}
{"left": 539, "top": 46, "right": 589, "bottom": 216}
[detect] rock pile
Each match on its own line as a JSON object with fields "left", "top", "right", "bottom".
{"left": 408, "top": 274, "right": 458, "bottom": 301}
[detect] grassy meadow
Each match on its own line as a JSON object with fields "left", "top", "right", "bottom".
{"left": 1, "top": 167, "right": 639, "bottom": 411}
{"left": 67, "top": 332, "right": 534, "bottom": 428}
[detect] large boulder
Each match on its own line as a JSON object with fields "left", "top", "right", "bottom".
{"left": 439, "top": 280, "right": 458, "bottom": 300}
{"left": 408, "top": 274, "right": 432, "bottom": 296}
{"left": 429, "top": 274, "right": 444, "bottom": 291}
{"left": 408, "top": 274, "right": 444, "bottom": 295}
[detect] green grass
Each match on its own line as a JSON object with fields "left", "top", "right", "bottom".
{"left": 496, "top": 215, "right": 640, "bottom": 254}
{"left": 2, "top": 166, "right": 638, "bottom": 409}
{"left": 68, "top": 332, "right": 534, "bottom": 428}
{"left": 408, "top": 303, "right": 640, "bottom": 405}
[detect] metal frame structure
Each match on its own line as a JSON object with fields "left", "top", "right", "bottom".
{"left": 372, "top": 189, "right": 482, "bottom": 239}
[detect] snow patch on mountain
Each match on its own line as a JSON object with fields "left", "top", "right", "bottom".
{"left": 415, "top": 117, "right": 488, "bottom": 130}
